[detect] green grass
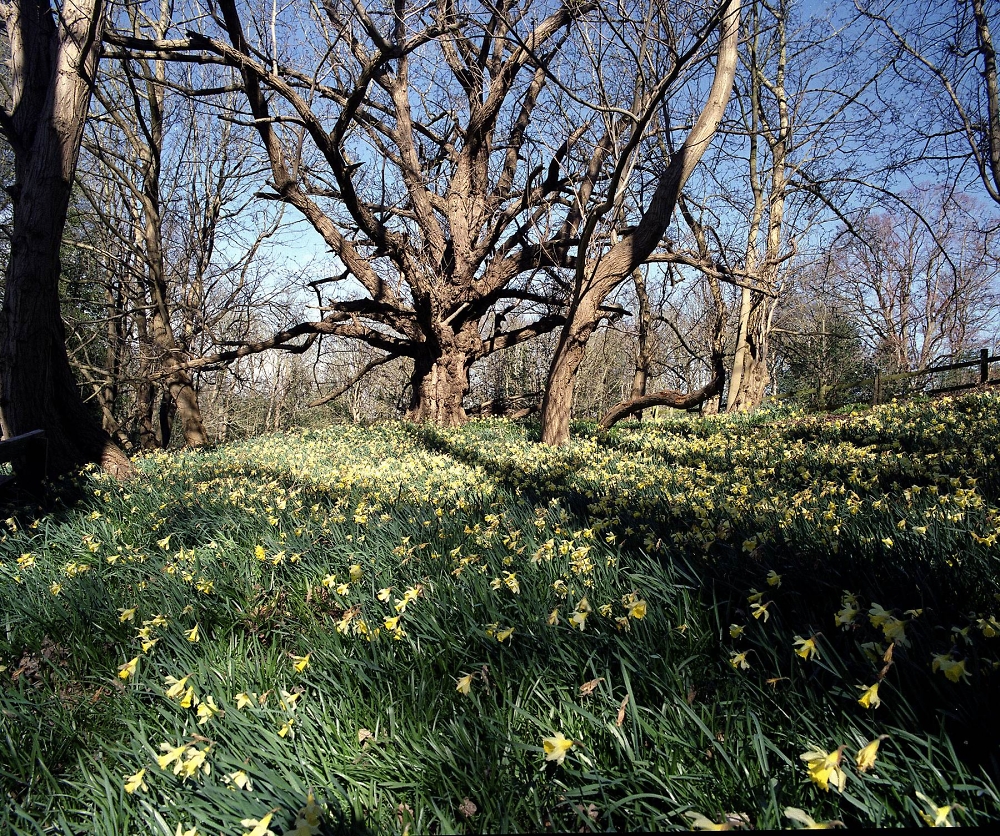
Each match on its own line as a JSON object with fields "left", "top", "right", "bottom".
{"left": 2, "top": 392, "right": 1000, "bottom": 833}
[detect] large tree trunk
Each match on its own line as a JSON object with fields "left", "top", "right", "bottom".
{"left": 727, "top": 290, "right": 772, "bottom": 412}
{"left": 407, "top": 348, "right": 471, "bottom": 427}
{"left": 0, "top": 0, "right": 131, "bottom": 479}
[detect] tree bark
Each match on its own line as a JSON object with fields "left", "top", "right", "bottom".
{"left": 0, "top": 0, "right": 132, "bottom": 478}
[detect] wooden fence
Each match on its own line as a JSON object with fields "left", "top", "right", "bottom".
{"left": 873, "top": 348, "right": 998, "bottom": 405}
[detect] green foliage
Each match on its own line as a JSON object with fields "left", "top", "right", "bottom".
{"left": 2, "top": 393, "right": 1000, "bottom": 832}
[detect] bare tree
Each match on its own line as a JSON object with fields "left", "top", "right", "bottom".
{"left": 0, "top": 0, "right": 131, "bottom": 477}
{"left": 539, "top": 0, "right": 741, "bottom": 444}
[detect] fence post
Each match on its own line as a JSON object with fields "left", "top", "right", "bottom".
{"left": 982, "top": 348, "right": 990, "bottom": 385}
{"left": 873, "top": 372, "right": 881, "bottom": 406}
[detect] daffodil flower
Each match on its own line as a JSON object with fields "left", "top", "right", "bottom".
{"left": 179, "top": 686, "right": 197, "bottom": 709}
{"left": 495, "top": 626, "right": 514, "bottom": 642}
{"left": 800, "top": 746, "right": 847, "bottom": 792}
{"left": 196, "top": 696, "right": 219, "bottom": 725}
{"left": 932, "top": 654, "right": 969, "bottom": 683}
{"left": 793, "top": 636, "right": 819, "bottom": 661}
{"left": 185, "top": 624, "right": 200, "bottom": 643}
{"left": 124, "top": 768, "right": 147, "bottom": 794}
{"left": 118, "top": 656, "right": 139, "bottom": 681}
{"left": 547, "top": 608, "right": 559, "bottom": 625}
{"left": 784, "top": 807, "right": 843, "bottom": 829}
{"left": 157, "top": 743, "right": 189, "bottom": 771}
{"left": 177, "top": 746, "right": 210, "bottom": 779}
{"left": 915, "top": 792, "right": 963, "bottom": 827}
{"left": 173, "top": 824, "right": 198, "bottom": 836}
{"left": 628, "top": 599, "right": 647, "bottom": 619}
{"left": 542, "top": 731, "right": 574, "bottom": 765}
{"left": 750, "top": 601, "right": 770, "bottom": 621}
{"left": 683, "top": 811, "right": 732, "bottom": 830}
{"left": 384, "top": 615, "right": 401, "bottom": 631}
{"left": 224, "top": 770, "right": 252, "bottom": 790}
{"left": 730, "top": 651, "right": 750, "bottom": 670}
{"left": 278, "top": 718, "right": 295, "bottom": 738}
{"left": 165, "top": 675, "right": 191, "bottom": 700}
{"left": 235, "top": 692, "right": 254, "bottom": 710}
{"left": 119, "top": 607, "right": 137, "bottom": 623}
{"left": 857, "top": 683, "right": 881, "bottom": 709}
{"left": 377, "top": 587, "right": 392, "bottom": 601}
{"left": 868, "top": 603, "right": 892, "bottom": 628}
{"left": 569, "top": 611, "right": 588, "bottom": 631}
{"left": 241, "top": 812, "right": 275, "bottom": 836}
{"left": 455, "top": 673, "right": 473, "bottom": 694}
{"left": 349, "top": 564, "right": 363, "bottom": 582}
{"left": 292, "top": 653, "right": 311, "bottom": 673}
{"left": 766, "top": 570, "right": 782, "bottom": 588}
{"left": 855, "top": 735, "right": 888, "bottom": 772}
{"left": 729, "top": 624, "right": 744, "bottom": 639}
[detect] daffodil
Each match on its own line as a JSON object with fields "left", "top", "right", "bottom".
{"left": 179, "top": 686, "right": 197, "bottom": 709}
{"left": 278, "top": 718, "right": 295, "bottom": 738}
{"left": 377, "top": 587, "right": 392, "bottom": 601}
{"left": 119, "top": 607, "right": 137, "bottom": 623}
{"left": 118, "top": 656, "right": 139, "bottom": 680}
{"left": 783, "top": 807, "right": 843, "bottom": 829}
{"left": 730, "top": 651, "right": 750, "bottom": 670}
{"left": 157, "top": 743, "right": 189, "bottom": 771}
{"left": 164, "top": 674, "right": 191, "bottom": 700}
{"left": 750, "top": 601, "right": 770, "bottom": 621}
{"left": 235, "top": 692, "right": 254, "bottom": 710}
{"left": 384, "top": 615, "right": 401, "bottom": 631}
{"left": 628, "top": 599, "right": 647, "bottom": 619}
{"left": 683, "top": 811, "right": 733, "bottom": 830}
{"left": 569, "top": 610, "right": 588, "bottom": 631}
{"left": 349, "top": 564, "right": 363, "bottom": 582}
{"left": 292, "top": 653, "right": 311, "bottom": 673}
{"left": 173, "top": 825, "right": 197, "bottom": 836}
{"left": 931, "top": 654, "right": 969, "bottom": 683}
{"left": 855, "top": 735, "right": 888, "bottom": 772}
{"left": 542, "top": 731, "right": 574, "bottom": 765}
{"left": 495, "top": 626, "right": 514, "bottom": 642}
{"left": 766, "top": 570, "right": 782, "bottom": 588}
{"left": 868, "top": 603, "right": 892, "bottom": 628}
{"left": 224, "top": 770, "right": 252, "bottom": 790}
{"left": 456, "top": 673, "right": 473, "bottom": 694}
{"left": 915, "top": 792, "right": 963, "bottom": 827}
{"left": 241, "top": 812, "right": 275, "bottom": 836}
{"left": 124, "top": 768, "right": 147, "bottom": 794}
{"left": 185, "top": 624, "right": 200, "bottom": 643}
{"left": 857, "top": 683, "right": 881, "bottom": 709}
{"left": 547, "top": 608, "right": 559, "bottom": 625}
{"left": 793, "top": 636, "right": 819, "bottom": 661}
{"left": 800, "top": 746, "right": 847, "bottom": 792}
{"left": 196, "top": 696, "right": 219, "bottom": 725}
{"left": 729, "top": 624, "right": 744, "bottom": 639}
{"left": 177, "top": 746, "right": 210, "bottom": 779}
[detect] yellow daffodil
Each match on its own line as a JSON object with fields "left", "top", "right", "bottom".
{"left": 177, "top": 746, "right": 210, "bottom": 779}
{"left": 730, "top": 651, "right": 750, "bottom": 670}
{"left": 334, "top": 582, "right": 350, "bottom": 596}
{"left": 50, "top": 582, "right": 62, "bottom": 596}
{"left": 915, "top": 792, "right": 963, "bottom": 827}
{"left": 569, "top": 610, "right": 588, "bottom": 631}
{"left": 292, "top": 653, "right": 311, "bottom": 673}
{"left": 868, "top": 604, "right": 892, "bottom": 628}
{"left": 119, "top": 607, "right": 137, "bottom": 623}
{"left": 834, "top": 605, "right": 858, "bottom": 628}
{"left": 241, "top": 812, "right": 275, "bottom": 836}
{"left": 628, "top": 599, "right": 647, "bottom": 619}
{"left": 124, "top": 768, "right": 147, "bottom": 794}
{"left": 750, "top": 601, "right": 770, "bottom": 621}
{"left": 547, "top": 608, "right": 559, "bottom": 625}
{"left": 495, "top": 626, "right": 514, "bottom": 642}
{"left": 164, "top": 675, "right": 191, "bottom": 700}
{"left": 800, "top": 746, "right": 847, "bottom": 792}
{"left": 225, "top": 770, "right": 252, "bottom": 790}
{"left": 747, "top": 589, "right": 765, "bottom": 604}
{"left": 857, "top": 683, "right": 881, "bottom": 709}
{"left": 196, "top": 696, "right": 219, "bottom": 725}
{"left": 179, "top": 686, "right": 197, "bottom": 709}
{"left": 978, "top": 616, "right": 1000, "bottom": 638}
{"left": 783, "top": 807, "right": 843, "bottom": 829}
{"left": 185, "top": 624, "right": 200, "bottom": 643}
{"left": 235, "top": 692, "right": 254, "bottom": 710}
{"left": 683, "top": 811, "right": 733, "bottom": 830}
{"left": 931, "top": 654, "right": 969, "bottom": 683}
{"left": 384, "top": 615, "right": 401, "bottom": 631}
{"left": 766, "top": 570, "right": 782, "bottom": 588}
{"left": 456, "top": 673, "right": 473, "bottom": 694}
{"left": 118, "top": 656, "right": 139, "bottom": 680}
{"left": 729, "top": 624, "right": 744, "bottom": 639}
{"left": 174, "top": 824, "right": 198, "bottom": 836}
{"left": 793, "top": 636, "right": 819, "bottom": 661}
{"left": 157, "top": 535, "right": 172, "bottom": 551}
{"left": 278, "top": 718, "right": 295, "bottom": 738}
{"left": 321, "top": 574, "right": 337, "bottom": 588}
{"left": 855, "top": 735, "right": 888, "bottom": 772}
{"left": 349, "top": 564, "right": 363, "bottom": 582}
{"left": 157, "top": 743, "right": 189, "bottom": 771}
{"left": 542, "top": 731, "right": 574, "bottom": 765}
{"left": 377, "top": 587, "right": 392, "bottom": 601}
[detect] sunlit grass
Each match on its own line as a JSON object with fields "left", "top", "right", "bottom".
{"left": 2, "top": 392, "right": 999, "bottom": 832}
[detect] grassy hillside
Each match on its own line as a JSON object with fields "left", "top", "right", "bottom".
{"left": 2, "top": 393, "right": 1000, "bottom": 833}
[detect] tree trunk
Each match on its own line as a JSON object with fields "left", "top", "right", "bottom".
{"left": 157, "top": 390, "right": 176, "bottom": 448}
{"left": 0, "top": 0, "right": 132, "bottom": 478}
{"left": 727, "top": 291, "right": 772, "bottom": 412}
{"left": 629, "top": 268, "right": 653, "bottom": 421}
{"left": 407, "top": 349, "right": 471, "bottom": 427}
